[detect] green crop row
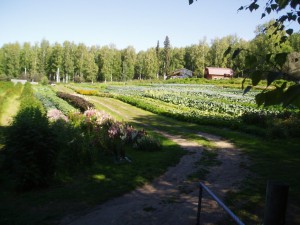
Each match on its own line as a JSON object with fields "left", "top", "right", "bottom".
{"left": 33, "top": 85, "right": 77, "bottom": 115}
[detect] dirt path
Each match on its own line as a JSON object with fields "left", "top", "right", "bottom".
{"left": 61, "top": 130, "right": 249, "bottom": 225}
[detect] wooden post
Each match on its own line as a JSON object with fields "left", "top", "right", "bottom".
{"left": 263, "top": 180, "right": 289, "bottom": 225}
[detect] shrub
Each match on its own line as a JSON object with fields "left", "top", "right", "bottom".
{"left": 56, "top": 91, "right": 94, "bottom": 112}
{"left": 76, "top": 89, "right": 99, "bottom": 96}
{"left": 267, "top": 115, "right": 300, "bottom": 138}
{"left": 134, "top": 135, "right": 162, "bottom": 152}
{"left": 241, "top": 111, "right": 269, "bottom": 127}
{"left": 4, "top": 106, "right": 58, "bottom": 190}
{"left": 47, "top": 109, "right": 68, "bottom": 122}
{"left": 40, "top": 76, "right": 49, "bottom": 85}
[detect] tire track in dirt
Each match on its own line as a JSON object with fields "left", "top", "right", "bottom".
{"left": 61, "top": 97, "right": 250, "bottom": 225}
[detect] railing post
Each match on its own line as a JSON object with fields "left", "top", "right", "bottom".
{"left": 263, "top": 180, "right": 289, "bottom": 225}
{"left": 196, "top": 184, "right": 203, "bottom": 225}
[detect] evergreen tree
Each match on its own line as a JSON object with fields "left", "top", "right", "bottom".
{"left": 163, "top": 36, "right": 171, "bottom": 76}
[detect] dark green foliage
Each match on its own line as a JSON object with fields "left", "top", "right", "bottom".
{"left": 134, "top": 135, "right": 162, "bottom": 152}
{"left": 56, "top": 91, "right": 94, "bottom": 112}
{"left": 267, "top": 113, "right": 300, "bottom": 138}
{"left": 51, "top": 118, "right": 99, "bottom": 173}
{"left": 241, "top": 111, "right": 269, "bottom": 127}
{"left": 4, "top": 106, "right": 58, "bottom": 190}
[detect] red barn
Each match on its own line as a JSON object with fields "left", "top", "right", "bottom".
{"left": 204, "top": 67, "right": 233, "bottom": 79}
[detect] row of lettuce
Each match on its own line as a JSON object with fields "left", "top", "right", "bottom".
{"left": 67, "top": 83, "right": 300, "bottom": 138}
{"left": 1, "top": 82, "right": 161, "bottom": 191}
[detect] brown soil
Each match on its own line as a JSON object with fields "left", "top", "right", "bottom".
{"left": 61, "top": 130, "right": 249, "bottom": 225}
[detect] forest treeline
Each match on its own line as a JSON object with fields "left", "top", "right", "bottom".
{"left": 0, "top": 20, "right": 299, "bottom": 82}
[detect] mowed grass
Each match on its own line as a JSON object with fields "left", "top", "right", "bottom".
{"left": 0, "top": 95, "right": 21, "bottom": 126}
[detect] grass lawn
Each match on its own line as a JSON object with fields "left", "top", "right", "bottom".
{"left": 0, "top": 95, "right": 21, "bottom": 126}
{"left": 0, "top": 133, "right": 185, "bottom": 225}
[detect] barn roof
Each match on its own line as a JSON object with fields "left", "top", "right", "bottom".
{"left": 206, "top": 67, "right": 233, "bottom": 76}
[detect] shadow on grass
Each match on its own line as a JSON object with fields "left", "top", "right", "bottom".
{"left": 1, "top": 103, "right": 300, "bottom": 225}
{"left": 0, "top": 127, "right": 188, "bottom": 225}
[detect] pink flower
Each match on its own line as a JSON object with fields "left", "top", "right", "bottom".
{"left": 47, "top": 109, "right": 68, "bottom": 122}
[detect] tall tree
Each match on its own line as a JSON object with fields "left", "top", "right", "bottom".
{"left": 121, "top": 46, "right": 136, "bottom": 80}
{"left": 97, "top": 44, "right": 121, "bottom": 82}
{"left": 209, "top": 35, "right": 239, "bottom": 69}
{"left": 48, "top": 43, "right": 63, "bottom": 80}
{"left": 144, "top": 48, "right": 159, "bottom": 79}
{"left": 62, "top": 41, "right": 75, "bottom": 82}
{"left": 38, "top": 39, "right": 51, "bottom": 77}
{"left": 74, "top": 43, "right": 87, "bottom": 82}
{"left": 0, "top": 48, "right": 4, "bottom": 77}
{"left": 82, "top": 50, "right": 98, "bottom": 82}
{"left": 185, "top": 39, "right": 209, "bottom": 76}
{"left": 135, "top": 51, "right": 146, "bottom": 80}
{"left": 163, "top": 36, "right": 171, "bottom": 76}
{"left": 249, "top": 20, "right": 292, "bottom": 73}
{"left": 155, "top": 40, "right": 162, "bottom": 78}
{"left": 20, "top": 42, "right": 32, "bottom": 79}
{"left": 2, "top": 43, "right": 21, "bottom": 78}
{"left": 289, "top": 33, "right": 300, "bottom": 52}
{"left": 170, "top": 47, "right": 185, "bottom": 72}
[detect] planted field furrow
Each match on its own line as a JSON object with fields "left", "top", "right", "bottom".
{"left": 33, "top": 85, "right": 77, "bottom": 114}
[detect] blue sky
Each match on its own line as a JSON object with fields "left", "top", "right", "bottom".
{"left": 0, "top": 0, "right": 295, "bottom": 51}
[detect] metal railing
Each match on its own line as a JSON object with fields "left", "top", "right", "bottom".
{"left": 196, "top": 182, "right": 245, "bottom": 225}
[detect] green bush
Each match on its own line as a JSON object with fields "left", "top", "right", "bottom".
{"left": 40, "top": 76, "right": 49, "bottom": 85}
{"left": 241, "top": 111, "right": 269, "bottom": 127}
{"left": 134, "top": 135, "right": 162, "bottom": 152}
{"left": 56, "top": 91, "right": 94, "bottom": 112}
{"left": 267, "top": 115, "right": 300, "bottom": 138}
{"left": 4, "top": 106, "right": 58, "bottom": 190}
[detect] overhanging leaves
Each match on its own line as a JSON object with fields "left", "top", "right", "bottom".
{"left": 256, "top": 87, "right": 284, "bottom": 107}
{"left": 282, "top": 84, "right": 300, "bottom": 107}
{"left": 242, "top": 77, "right": 247, "bottom": 90}
{"left": 286, "top": 28, "right": 293, "bottom": 35}
{"left": 275, "top": 0, "right": 289, "bottom": 10}
{"left": 223, "top": 47, "right": 232, "bottom": 57}
{"left": 267, "top": 71, "right": 283, "bottom": 87}
{"left": 255, "top": 92, "right": 266, "bottom": 107}
{"left": 251, "top": 70, "right": 263, "bottom": 86}
{"left": 274, "top": 52, "right": 288, "bottom": 68}
{"left": 243, "top": 85, "right": 252, "bottom": 95}
{"left": 245, "top": 55, "right": 257, "bottom": 68}
{"left": 248, "top": 2, "right": 259, "bottom": 12}
{"left": 232, "top": 48, "right": 242, "bottom": 59}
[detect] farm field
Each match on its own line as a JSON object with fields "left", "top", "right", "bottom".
{"left": 0, "top": 80, "right": 299, "bottom": 224}
{"left": 58, "top": 82, "right": 300, "bottom": 223}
